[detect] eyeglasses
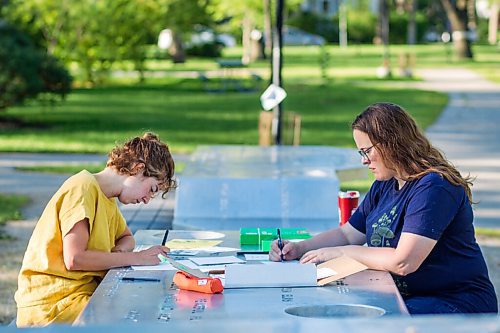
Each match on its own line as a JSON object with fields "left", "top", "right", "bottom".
{"left": 358, "top": 144, "right": 377, "bottom": 161}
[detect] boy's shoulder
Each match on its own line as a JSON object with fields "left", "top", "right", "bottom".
{"left": 61, "top": 170, "right": 99, "bottom": 193}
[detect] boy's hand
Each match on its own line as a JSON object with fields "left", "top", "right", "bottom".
{"left": 111, "top": 244, "right": 131, "bottom": 253}
{"left": 136, "top": 245, "right": 170, "bottom": 265}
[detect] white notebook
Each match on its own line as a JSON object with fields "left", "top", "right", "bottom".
{"left": 224, "top": 262, "right": 317, "bottom": 288}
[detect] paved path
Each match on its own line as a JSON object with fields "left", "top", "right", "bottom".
{"left": 421, "top": 69, "right": 500, "bottom": 229}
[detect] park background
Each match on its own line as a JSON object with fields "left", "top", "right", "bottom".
{"left": 1, "top": 0, "right": 499, "bottom": 325}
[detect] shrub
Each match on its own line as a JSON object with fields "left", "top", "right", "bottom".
{"left": 185, "top": 41, "right": 223, "bottom": 58}
{"left": 287, "top": 11, "right": 338, "bottom": 43}
{"left": 0, "top": 22, "right": 72, "bottom": 110}
{"left": 389, "top": 11, "right": 428, "bottom": 44}
{"left": 346, "top": 10, "right": 377, "bottom": 44}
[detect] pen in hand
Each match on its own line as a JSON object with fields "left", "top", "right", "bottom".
{"left": 161, "top": 229, "right": 169, "bottom": 246}
{"left": 277, "top": 228, "right": 284, "bottom": 262}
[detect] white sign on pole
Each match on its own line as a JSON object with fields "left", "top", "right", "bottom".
{"left": 158, "top": 29, "right": 173, "bottom": 50}
{"left": 260, "top": 84, "right": 287, "bottom": 111}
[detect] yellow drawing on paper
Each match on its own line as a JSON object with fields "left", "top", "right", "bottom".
{"left": 165, "top": 239, "right": 222, "bottom": 249}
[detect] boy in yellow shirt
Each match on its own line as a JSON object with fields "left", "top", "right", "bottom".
{"left": 15, "top": 132, "right": 175, "bottom": 326}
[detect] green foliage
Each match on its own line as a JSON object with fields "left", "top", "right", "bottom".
{"left": 346, "top": 10, "right": 377, "bottom": 44}
{"left": 167, "top": 0, "right": 214, "bottom": 35}
{"left": 287, "top": 11, "right": 338, "bottom": 42}
{"left": 475, "top": 18, "right": 490, "bottom": 44}
{"left": 2, "top": 0, "right": 173, "bottom": 84}
{"left": 0, "top": 23, "right": 72, "bottom": 110}
{"left": 389, "top": 11, "right": 428, "bottom": 44}
{"left": 186, "top": 42, "right": 223, "bottom": 58}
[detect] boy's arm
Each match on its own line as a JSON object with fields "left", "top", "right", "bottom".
{"left": 112, "top": 227, "right": 135, "bottom": 252}
{"left": 62, "top": 219, "right": 168, "bottom": 271}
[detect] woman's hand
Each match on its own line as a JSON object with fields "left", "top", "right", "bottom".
{"left": 136, "top": 245, "right": 170, "bottom": 265}
{"left": 269, "top": 240, "right": 304, "bottom": 262}
{"left": 300, "top": 247, "right": 343, "bottom": 264}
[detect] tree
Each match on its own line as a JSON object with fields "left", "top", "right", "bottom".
{"left": 162, "top": 0, "right": 214, "bottom": 63}
{"left": 213, "top": 0, "right": 302, "bottom": 64}
{"left": 440, "top": 0, "right": 475, "bottom": 59}
{"left": 0, "top": 22, "right": 72, "bottom": 111}
{"left": 3, "top": 0, "right": 171, "bottom": 83}
{"left": 407, "top": 0, "right": 418, "bottom": 45}
{"left": 375, "top": 0, "right": 391, "bottom": 77}
{"left": 487, "top": 1, "right": 498, "bottom": 45}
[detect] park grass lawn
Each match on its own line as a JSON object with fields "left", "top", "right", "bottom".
{"left": 225, "top": 43, "right": 500, "bottom": 82}
{"left": 0, "top": 78, "right": 446, "bottom": 153}
{"left": 0, "top": 194, "right": 29, "bottom": 239}
{"left": 5, "top": 43, "right": 498, "bottom": 154}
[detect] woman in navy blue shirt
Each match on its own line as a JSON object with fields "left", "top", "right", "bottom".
{"left": 270, "top": 102, "right": 497, "bottom": 314}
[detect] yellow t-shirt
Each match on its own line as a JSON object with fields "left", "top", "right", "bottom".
{"left": 15, "top": 170, "right": 127, "bottom": 326}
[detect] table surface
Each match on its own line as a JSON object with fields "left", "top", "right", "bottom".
{"left": 75, "top": 230, "right": 408, "bottom": 325}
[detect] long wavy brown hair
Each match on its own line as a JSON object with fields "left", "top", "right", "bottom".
{"left": 352, "top": 102, "right": 473, "bottom": 202}
{"left": 107, "top": 132, "right": 176, "bottom": 197}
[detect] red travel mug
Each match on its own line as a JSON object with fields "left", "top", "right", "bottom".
{"left": 338, "top": 191, "right": 360, "bottom": 226}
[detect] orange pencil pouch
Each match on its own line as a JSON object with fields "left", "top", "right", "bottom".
{"left": 173, "top": 271, "right": 224, "bottom": 294}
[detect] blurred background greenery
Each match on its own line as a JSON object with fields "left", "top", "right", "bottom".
{"left": 0, "top": 0, "right": 497, "bottom": 155}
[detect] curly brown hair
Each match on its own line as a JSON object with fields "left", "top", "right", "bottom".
{"left": 352, "top": 102, "right": 473, "bottom": 202}
{"left": 106, "top": 132, "right": 176, "bottom": 197}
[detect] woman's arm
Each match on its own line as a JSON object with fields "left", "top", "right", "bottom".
{"left": 111, "top": 227, "right": 135, "bottom": 253}
{"left": 63, "top": 219, "right": 168, "bottom": 271}
{"left": 269, "top": 223, "right": 366, "bottom": 261}
{"left": 300, "top": 232, "right": 437, "bottom": 276}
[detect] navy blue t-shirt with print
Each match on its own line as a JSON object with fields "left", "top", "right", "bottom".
{"left": 349, "top": 172, "right": 497, "bottom": 313}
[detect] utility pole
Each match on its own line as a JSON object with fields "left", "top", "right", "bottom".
{"left": 271, "top": 0, "right": 284, "bottom": 145}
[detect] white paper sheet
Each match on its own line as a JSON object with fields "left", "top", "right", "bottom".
{"left": 176, "top": 260, "right": 227, "bottom": 273}
{"left": 131, "top": 262, "right": 177, "bottom": 271}
{"left": 190, "top": 256, "right": 245, "bottom": 266}
{"left": 244, "top": 254, "right": 269, "bottom": 261}
{"left": 224, "top": 262, "right": 317, "bottom": 288}
{"left": 317, "top": 267, "right": 338, "bottom": 279}
{"left": 196, "top": 246, "right": 240, "bottom": 254}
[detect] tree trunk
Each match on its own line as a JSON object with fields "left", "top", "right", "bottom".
{"left": 375, "top": 0, "right": 389, "bottom": 46}
{"left": 376, "top": 0, "right": 391, "bottom": 77}
{"left": 241, "top": 15, "right": 253, "bottom": 64}
{"left": 263, "top": 0, "right": 272, "bottom": 59}
{"left": 339, "top": 1, "right": 348, "bottom": 48}
{"left": 467, "top": 0, "right": 477, "bottom": 31}
{"left": 407, "top": 0, "right": 417, "bottom": 45}
{"left": 168, "top": 31, "right": 186, "bottom": 64}
{"left": 440, "top": 0, "right": 473, "bottom": 59}
{"left": 488, "top": 3, "right": 499, "bottom": 45}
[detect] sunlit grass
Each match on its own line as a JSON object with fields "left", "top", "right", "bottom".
{"left": 0, "top": 194, "right": 29, "bottom": 239}
{"left": 0, "top": 75, "right": 447, "bottom": 153}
